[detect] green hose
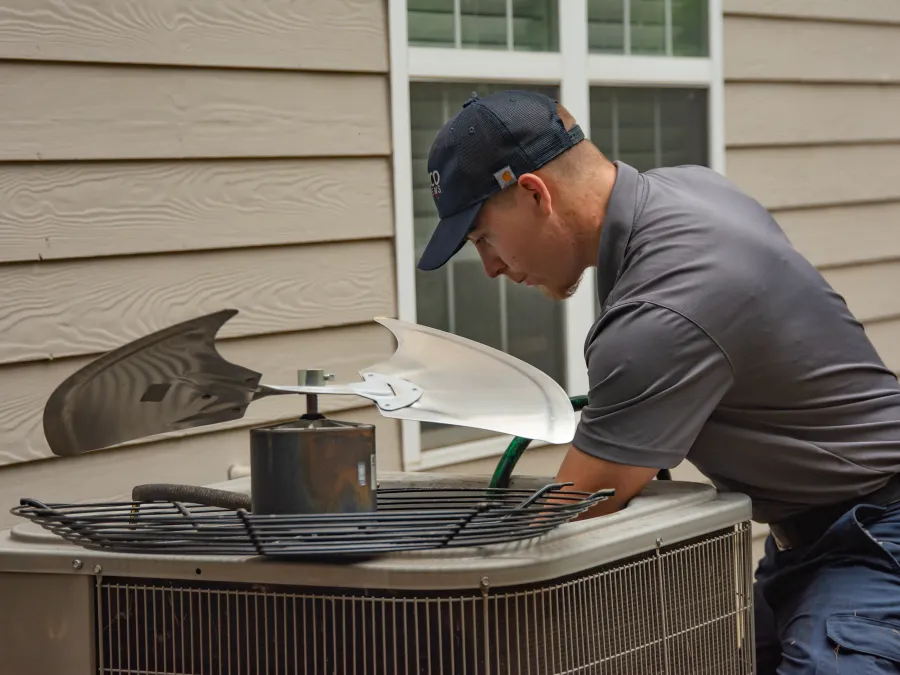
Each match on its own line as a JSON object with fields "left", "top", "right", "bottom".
{"left": 488, "top": 394, "right": 671, "bottom": 489}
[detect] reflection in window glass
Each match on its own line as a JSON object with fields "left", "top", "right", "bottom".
{"left": 408, "top": 0, "right": 559, "bottom": 52}
{"left": 590, "top": 86, "right": 708, "bottom": 172}
{"left": 410, "top": 82, "right": 567, "bottom": 449}
{"left": 587, "top": 0, "right": 708, "bottom": 56}
{"left": 672, "top": 0, "right": 708, "bottom": 56}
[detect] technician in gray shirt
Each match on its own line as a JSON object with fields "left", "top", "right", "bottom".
{"left": 417, "top": 90, "right": 900, "bottom": 674}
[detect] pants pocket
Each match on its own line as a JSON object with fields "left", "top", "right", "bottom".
{"left": 823, "top": 614, "right": 900, "bottom": 673}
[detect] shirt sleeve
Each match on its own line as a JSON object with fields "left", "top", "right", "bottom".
{"left": 573, "top": 301, "right": 735, "bottom": 469}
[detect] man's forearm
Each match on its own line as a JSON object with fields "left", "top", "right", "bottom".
{"left": 554, "top": 444, "right": 660, "bottom": 520}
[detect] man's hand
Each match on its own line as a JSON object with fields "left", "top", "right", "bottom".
{"left": 554, "top": 444, "right": 660, "bottom": 520}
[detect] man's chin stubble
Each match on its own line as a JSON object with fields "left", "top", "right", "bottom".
{"left": 539, "top": 274, "right": 583, "bottom": 301}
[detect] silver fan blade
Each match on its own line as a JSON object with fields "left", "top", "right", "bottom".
{"left": 42, "top": 309, "right": 264, "bottom": 456}
{"left": 357, "top": 317, "right": 576, "bottom": 445}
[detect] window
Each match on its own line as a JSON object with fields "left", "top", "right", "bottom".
{"left": 590, "top": 86, "right": 708, "bottom": 172}
{"left": 588, "top": 0, "right": 708, "bottom": 56}
{"left": 407, "top": 0, "right": 559, "bottom": 52}
{"left": 388, "top": 0, "right": 723, "bottom": 470}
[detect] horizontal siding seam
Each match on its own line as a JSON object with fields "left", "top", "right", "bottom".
{"left": 725, "top": 77, "right": 900, "bottom": 85}
{"left": 727, "top": 139, "right": 900, "bottom": 150}
{"left": 816, "top": 257, "right": 900, "bottom": 274}
{"left": 724, "top": 11, "right": 900, "bottom": 28}
{"left": 861, "top": 313, "right": 900, "bottom": 328}
{"left": 0, "top": 235, "right": 397, "bottom": 268}
{"left": 0, "top": 152, "right": 394, "bottom": 166}
{"left": 0, "top": 153, "right": 394, "bottom": 168}
{"left": 0, "top": 55, "right": 390, "bottom": 75}
{"left": 769, "top": 197, "right": 900, "bottom": 213}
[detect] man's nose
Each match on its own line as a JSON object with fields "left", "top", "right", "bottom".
{"left": 478, "top": 248, "right": 505, "bottom": 279}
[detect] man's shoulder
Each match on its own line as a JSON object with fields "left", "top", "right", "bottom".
{"left": 642, "top": 164, "right": 760, "bottom": 216}
{"left": 584, "top": 300, "right": 730, "bottom": 367}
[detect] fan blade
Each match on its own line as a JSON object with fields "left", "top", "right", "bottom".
{"left": 360, "top": 317, "right": 576, "bottom": 445}
{"left": 43, "top": 309, "right": 263, "bottom": 456}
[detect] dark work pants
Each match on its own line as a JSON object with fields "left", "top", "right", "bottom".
{"left": 754, "top": 501, "right": 900, "bottom": 673}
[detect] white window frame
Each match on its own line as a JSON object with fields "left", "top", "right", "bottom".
{"left": 389, "top": 0, "right": 725, "bottom": 471}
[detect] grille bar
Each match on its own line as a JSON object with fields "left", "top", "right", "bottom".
{"left": 96, "top": 523, "right": 754, "bottom": 675}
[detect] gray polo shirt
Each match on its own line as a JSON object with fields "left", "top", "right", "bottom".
{"left": 575, "top": 161, "right": 900, "bottom": 523}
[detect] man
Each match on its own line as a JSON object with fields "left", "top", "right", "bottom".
{"left": 416, "top": 90, "right": 900, "bottom": 673}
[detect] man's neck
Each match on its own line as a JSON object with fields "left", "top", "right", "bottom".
{"left": 579, "top": 160, "right": 618, "bottom": 271}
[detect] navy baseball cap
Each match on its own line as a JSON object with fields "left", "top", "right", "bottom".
{"left": 416, "top": 90, "right": 585, "bottom": 271}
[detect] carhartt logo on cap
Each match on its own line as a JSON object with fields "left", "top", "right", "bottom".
{"left": 493, "top": 166, "right": 516, "bottom": 189}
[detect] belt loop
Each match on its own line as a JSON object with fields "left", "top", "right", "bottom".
{"left": 770, "top": 527, "right": 791, "bottom": 552}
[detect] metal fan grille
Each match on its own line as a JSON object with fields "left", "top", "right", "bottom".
{"left": 12, "top": 485, "right": 610, "bottom": 557}
{"left": 95, "top": 523, "right": 754, "bottom": 675}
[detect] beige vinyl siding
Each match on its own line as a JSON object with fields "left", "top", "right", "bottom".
{"left": 0, "top": 0, "right": 402, "bottom": 508}
{"left": 0, "top": 158, "right": 393, "bottom": 263}
{"left": 723, "top": 6, "right": 900, "bottom": 338}
{"left": 0, "top": 242, "right": 395, "bottom": 366}
{"left": 0, "top": 64, "right": 389, "bottom": 162}
{"left": 726, "top": 84, "right": 900, "bottom": 147}
{"left": 724, "top": 16, "right": 900, "bottom": 83}
{"left": 724, "top": 0, "right": 900, "bottom": 27}
{"left": 0, "top": 0, "right": 389, "bottom": 72}
{"left": 720, "top": 1, "right": 900, "bottom": 560}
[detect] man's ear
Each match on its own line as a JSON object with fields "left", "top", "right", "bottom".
{"left": 517, "top": 173, "right": 552, "bottom": 215}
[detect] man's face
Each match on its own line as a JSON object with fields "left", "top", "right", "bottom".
{"left": 466, "top": 176, "right": 584, "bottom": 300}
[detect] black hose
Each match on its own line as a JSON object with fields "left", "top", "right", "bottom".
{"left": 132, "top": 483, "right": 252, "bottom": 511}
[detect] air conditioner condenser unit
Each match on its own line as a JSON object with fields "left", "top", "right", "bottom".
{"left": 1, "top": 471, "right": 754, "bottom": 675}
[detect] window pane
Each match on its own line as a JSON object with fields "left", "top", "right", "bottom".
{"left": 410, "top": 82, "right": 566, "bottom": 450}
{"left": 658, "top": 87, "right": 708, "bottom": 165}
{"left": 408, "top": 0, "right": 456, "bottom": 48}
{"left": 461, "top": 0, "right": 508, "bottom": 49}
{"left": 630, "top": 0, "right": 666, "bottom": 55}
{"left": 589, "top": 86, "right": 708, "bottom": 172}
{"left": 672, "top": 0, "right": 708, "bottom": 56}
{"left": 512, "top": 0, "right": 559, "bottom": 52}
{"left": 409, "top": 0, "right": 558, "bottom": 52}
{"left": 587, "top": 0, "right": 708, "bottom": 56}
{"left": 589, "top": 85, "right": 708, "bottom": 314}
{"left": 586, "top": 0, "right": 625, "bottom": 53}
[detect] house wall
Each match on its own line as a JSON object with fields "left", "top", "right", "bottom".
{"left": 0, "top": 0, "right": 404, "bottom": 530}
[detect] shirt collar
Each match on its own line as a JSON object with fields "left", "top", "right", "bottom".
{"left": 595, "top": 161, "right": 644, "bottom": 309}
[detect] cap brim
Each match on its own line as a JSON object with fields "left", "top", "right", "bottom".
{"left": 416, "top": 200, "right": 484, "bottom": 271}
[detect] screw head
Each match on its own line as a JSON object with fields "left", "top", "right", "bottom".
{"left": 72, "top": 559, "right": 83, "bottom": 570}
{"left": 93, "top": 564, "right": 103, "bottom": 574}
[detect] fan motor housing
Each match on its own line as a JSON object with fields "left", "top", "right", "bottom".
{"left": 249, "top": 416, "right": 376, "bottom": 515}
